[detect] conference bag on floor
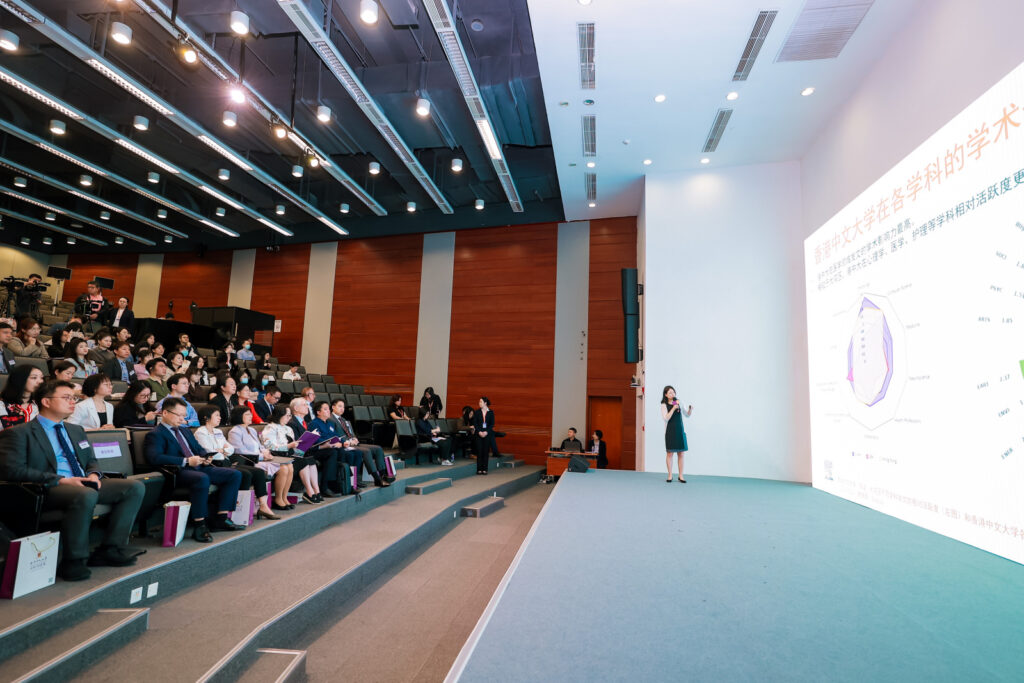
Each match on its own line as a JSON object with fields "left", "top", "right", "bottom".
{"left": 1, "top": 531, "right": 59, "bottom": 599}
{"left": 229, "top": 489, "right": 256, "bottom": 527}
{"left": 162, "top": 501, "right": 191, "bottom": 547}
{"left": 384, "top": 455, "right": 397, "bottom": 479}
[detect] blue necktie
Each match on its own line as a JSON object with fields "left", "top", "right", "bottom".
{"left": 118, "top": 360, "right": 130, "bottom": 382}
{"left": 54, "top": 423, "right": 86, "bottom": 478}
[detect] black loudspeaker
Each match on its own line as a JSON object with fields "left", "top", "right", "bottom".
{"left": 93, "top": 276, "right": 115, "bottom": 289}
{"left": 621, "top": 268, "right": 639, "bottom": 315}
{"left": 624, "top": 314, "right": 639, "bottom": 363}
{"left": 47, "top": 266, "right": 72, "bottom": 280}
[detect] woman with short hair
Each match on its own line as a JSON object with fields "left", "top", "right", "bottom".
{"left": 68, "top": 373, "right": 116, "bottom": 429}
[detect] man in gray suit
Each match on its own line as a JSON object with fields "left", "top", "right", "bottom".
{"left": 329, "top": 398, "right": 392, "bottom": 486}
{"left": 0, "top": 380, "right": 144, "bottom": 581}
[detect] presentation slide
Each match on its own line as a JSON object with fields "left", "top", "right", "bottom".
{"left": 805, "top": 61, "right": 1024, "bottom": 564}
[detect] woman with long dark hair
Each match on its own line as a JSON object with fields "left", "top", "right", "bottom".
{"left": 114, "top": 381, "right": 156, "bottom": 427}
{"left": 387, "top": 394, "right": 406, "bottom": 421}
{"left": 661, "top": 385, "right": 693, "bottom": 483}
{"left": 0, "top": 364, "right": 44, "bottom": 429}
{"left": 419, "top": 386, "right": 443, "bottom": 418}
{"left": 472, "top": 396, "right": 495, "bottom": 475}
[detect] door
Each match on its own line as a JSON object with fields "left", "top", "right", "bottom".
{"left": 587, "top": 396, "right": 622, "bottom": 469}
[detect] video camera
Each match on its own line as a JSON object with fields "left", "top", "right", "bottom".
{"left": 0, "top": 275, "right": 49, "bottom": 292}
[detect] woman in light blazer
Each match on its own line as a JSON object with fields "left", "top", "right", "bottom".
{"left": 68, "top": 373, "right": 116, "bottom": 429}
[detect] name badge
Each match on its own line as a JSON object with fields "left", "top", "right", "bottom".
{"left": 6, "top": 359, "right": 13, "bottom": 365}
{"left": 78, "top": 440, "right": 90, "bottom": 449}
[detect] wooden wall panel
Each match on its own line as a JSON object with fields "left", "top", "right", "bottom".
{"left": 155, "top": 250, "right": 233, "bottom": 321}
{"left": 61, "top": 254, "right": 138, "bottom": 308}
{"left": 587, "top": 217, "right": 639, "bottom": 469}
{"left": 327, "top": 235, "right": 422, "bottom": 399}
{"left": 447, "top": 224, "right": 558, "bottom": 464}
{"left": 251, "top": 243, "right": 311, "bottom": 364}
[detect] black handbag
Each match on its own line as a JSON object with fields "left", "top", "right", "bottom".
{"left": 568, "top": 455, "right": 589, "bottom": 473}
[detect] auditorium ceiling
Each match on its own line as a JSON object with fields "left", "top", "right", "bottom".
{"left": 0, "top": 0, "right": 562, "bottom": 252}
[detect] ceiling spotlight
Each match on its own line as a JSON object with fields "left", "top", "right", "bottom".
{"left": 178, "top": 43, "right": 198, "bottom": 66}
{"left": 275, "top": 204, "right": 285, "bottom": 215}
{"left": 291, "top": 164, "right": 303, "bottom": 178}
{"left": 157, "top": 209, "right": 168, "bottom": 219}
{"left": 67, "top": 237, "right": 76, "bottom": 245}
{"left": 100, "top": 210, "right": 111, "bottom": 220}
{"left": 654, "top": 94, "right": 666, "bottom": 103}
{"left": 801, "top": 87, "right": 815, "bottom": 97}
{"left": 229, "top": 85, "right": 246, "bottom": 104}
{"left": 360, "top": 0, "right": 379, "bottom": 24}
{"left": 339, "top": 203, "right": 350, "bottom": 214}
{"left": 368, "top": 161, "right": 380, "bottom": 175}
{"left": 475, "top": 199, "right": 484, "bottom": 210}
{"left": 13, "top": 177, "right": 27, "bottom": 188}
{"left": 20, "top": 237, "right": 29, "bottom": 246}
{"left": 643, "top": 159, "right": 652, "bottom": 166}
{"left": 700, "top": 157, "right": 710, "bottom": 164}
{"left": 578, "top": 0, "right": 593, "bottom": 5}
{"left": 111, "top": 21, "right": 132, "bottom": 46}
{"left": 115, "top": 236, "right": 125, "bottom": 245}
{"left": 215, "top": 207, "right": 226, "bottom": 217}
{"left": 223, "top": 110, "right": 237, "bottom": 127}
{"left": 415, "top": 97, "right": 431, "bottom": 117}
{"left": 229, "top": 10, "right": 250, "bottom": 36}
{"left": 306, "top": 152, "right": 320, "bottom": 168}
{"left": 164, "top": 234, "right": 173, "bottom": 243}
{"left": 726, "top": 91, "right": 739, "bottom": 101}
{"left": 316, "top": 105, "right": 331, "bottom": 123}
{"left": 406, "top": 201, "right": 416, "bottom": 213}
{"left": 49, "top": 119, "right": 66, "bottom": 135}
{"left": 273, "top": 124, "right": 287, "bottom": 139}
{"left": 586, "top": 161, "right": 596, "bottom": 168}
{"left": 147, "top": 171, "right": 160, "bottom": 184}
{"left": 42, "top": 237, "right": 53, "bottom": 246}
{"left": 0, "top": 29, "right": 19, "bottom": 52}
{"left": 44, "top": 211, "right": 55, "bottom": 221}
{"left": 79, "top": 174, "right": 93, "bottom": 187}
{"left": 451, "top": 158, "right": 463, "bottom": 173}
{"left": 133, "top": 115, "right": 149, "bottom": 131}
{"left": 218, "top": 168, "right": 230, "bottom": 181}
{"left": 588, "top": 202, "right": 596, "bottom": 208}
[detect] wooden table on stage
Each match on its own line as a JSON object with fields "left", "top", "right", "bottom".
{"left": 544, "top": 451, "right": 598, "bottom": 476}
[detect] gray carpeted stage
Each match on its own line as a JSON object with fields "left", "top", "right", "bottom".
{"left": 450, "top": 471, "right": 1024, "bottom": 682}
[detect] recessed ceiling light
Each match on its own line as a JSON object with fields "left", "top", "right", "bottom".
{"left": 156, "top": 209, "right": 167, "bottom": 219}
{"left": 100, "top": 210, "right": 111, "bottom": 220}
{"left": 229, "top": 10, "right": 250, "bottom": 36}
{"left": 475, "top": 198, "right": 484, "bottom": 210}
{"left": 49, "top": 119, "right": 66, "bottom": 135}
{"left": 368, "top": 161, "right": 380, "bottom": 175}
{"left": 801, "top": 87, "right": 815, "bottom": 97}
{"left": 223, "top": 110, "right": 237, "bottom": 127}
{"left": 360, "top": 0, "right": 379, "bottom": 24}
{"left": 726, "top": 91, "right": 739, "bottom": 101}
{"left": 218, "top": 168, "right": 230, "bottom": 181}
{"left": 114, "top": 236, "right": 124, "bottom": 245}
{"left": 164, "top": 234, "right": 173, "bottom": 243}
{"left": 316, "top": 105, "right": 331, "bottom": 123}
{"left": 133, "top": 115, "right": 149, "bottom": 131}
{"left": 79, "top": 174, "right": 92, "bottom": 186}
{"left": 470, "top": 19, "right": 484, "bottom": 31}
{"left": 406, "top": 201, "right": 416, "bottom": 212}
{"left": 415, "top": 97, "right": 431, "bottom": 117}
{"left": 643, "top": 159, "right": 652, "bottom": 166}
{"left": 20, "top": 236, "right": 29, "bottom": 245}
{"left": 13, "top": 177, "right": 27, "bottom": 188}
{"left": 451, "top": 158, "right": 463, "bottom": 173}
{"left": 42, "top": 236, "right": 53, "bottom": 245}
{"left": 67, "top": 237, "right": 76, "bottom": 245}
{"left": 586, "top": 161, "right": 595, "bottom": 168}
{"left": 0, "top": 30, "right": 19, "bottom": 52}
{"left": 110, "top": 21, "right": 132, "bottom": 46}
{"left": 654, "top": 94, "right": 666, "bottom": 103}
{"left": 588, "top": 202, "right": 596, "bottom": 208}
{"left": 700, "top": 157, "right": 710, "bottom": 164}
{"left": 291, "top": 164, "right": 303, "bottom": 178}
{"left": 229, "top": 86, "right": 246, "bottom": 104}
{"left": 583, "top": 99, "right": 595, "bottom": 106}
{"left": 215, "top": 207, "right": 226, "bottom": 217}
{"left": 147, "top": 171, "right": 159, "bottom": 184}
{"left": 275, "top": 204, "right": 285, "bottom": 215}
{"left": 339, "top": 203, "right": 349, "bottom": 214}
{"left": 44, "top": 211, "right": 55, "bottom": 221}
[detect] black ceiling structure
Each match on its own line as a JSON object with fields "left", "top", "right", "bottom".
{"left": 0, "top": 0, "right": 561, "bottom": 253}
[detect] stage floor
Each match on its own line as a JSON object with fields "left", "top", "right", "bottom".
{"left": 451, "top": 471, "right": 1024, "bottom": 682}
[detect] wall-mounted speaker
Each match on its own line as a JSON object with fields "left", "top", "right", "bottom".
{"left": 93, "top": 276, "right": 115, "bottom": 289}
{"left": 621, "top": 268, "right": 639, "bottom": 315}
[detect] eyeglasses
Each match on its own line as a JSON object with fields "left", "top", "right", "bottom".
{"left": 49, "top": 393, "right": 76, "bottom": 402}
{"left": 169, "top": 411, "right": 188, "bottom": 419}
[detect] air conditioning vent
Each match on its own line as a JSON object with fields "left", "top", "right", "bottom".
{"left": 584, "top": 173, "right": 597, "bottom": 201}
{"left": 578, "top": 23, "right": 595, "bottom": 89}
{"left": 702, "top": 109, "right": 733, "bottom": 153}
{"left": 776, "top": 0, "right": 875, "bottom": 62}
{"left": 733, "top": 10, "right": 777, "bottom": 81}
{"left": 582, "top": 115, "right": 596, "bottom": 157}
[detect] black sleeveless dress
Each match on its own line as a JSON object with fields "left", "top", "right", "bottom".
{"left": 665, "top": 407, "right": 687, "bottom": 452}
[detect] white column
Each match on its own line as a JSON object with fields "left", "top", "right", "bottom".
{"left": 227, "top": 248, "right": 256, "bottom": 309}
{"left": 413, "top": 232, "right": 456, "bottom": 415}
{"left": 300, "top": 242, "right": 338, "bottom": 373}
{"left": 550, "top": 221, "right": 590, "bottom": 444}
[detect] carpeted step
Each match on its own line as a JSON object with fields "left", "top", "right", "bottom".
{"left": 461, "top": 497, "right": 505, "bottom": 518}
{"left": 239, "top": 648, "right": 307, "bottom": 683}
{"left": 406, "top": 478, "right": 452, "bottom": 495}
{"left": 497, "top": 459, "right": 527, "bottom": 469}
{"left": 0, "top": 608, "right": 148, "bottom": 683}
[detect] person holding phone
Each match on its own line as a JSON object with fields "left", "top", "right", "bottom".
{"left": 660, "top": 385, "right": 693, "bottom": 483}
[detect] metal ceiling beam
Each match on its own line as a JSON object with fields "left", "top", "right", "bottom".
{"left": 278, "top": 0, "right": 454, "bottom": 214}
{"left": 421, "top": 0, "right": 524, "bottom": 212}
{"left": 0, "top": 206, "right": 108, "bottom": 246}
{"left": 0, "top": 184, "right": 156, "bottom": 245}
{"left": 132, "top": 0, "right": 383, "bottom": 221}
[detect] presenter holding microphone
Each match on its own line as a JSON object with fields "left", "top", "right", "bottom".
{"left": 661, "top": 386, "right": 692, "bottom": 483}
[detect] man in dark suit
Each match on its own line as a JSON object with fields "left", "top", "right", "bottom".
{"left": 254, "top": 386, "right": 281, "bottom": 422}
{"left": 102, "top": 341, "right": 138, "bottom": 384}
{"left": 288, "top": 398, "right": 340, "bottom": 497}
{"left": 330, "top": 398, "right": 391, "bottom": 486}
{"left": 0, "top": 321, "right": 17, "bottom": 374}
{"left": 560, "top": 428, "right": 584, "bottom": 452}
{"left": 0, "top": 380, "right": 145, "bottom": 581}
{"left": 143, "top": 397, "right": 243, "bottom": 543}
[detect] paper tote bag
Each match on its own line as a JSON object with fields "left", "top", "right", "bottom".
{"left": 162, "top": 501, "right": 191, "bottom": 547}
{"left": 385, "top": 455, "right": 397, "bottom": 479}
{"left": 1, "top": 531, "right": 59, "bottom": 599}
{"left": 229, "top": 489, "right": 255, "bottom": 527}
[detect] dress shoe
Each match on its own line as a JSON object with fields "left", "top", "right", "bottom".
{"left": 193, "top": 524, "right": 212, "bottom": 543}
{"left": 59, "top": 559, "right": 91, "bottom": 581}
{"left": 302, "top": 493, "right": 316, "bottom": 504}
{"left": 272, "top": 501, "right": 291, "bottom": 511}
{"left": 321, "top": 489, "right": 340, "bottom": 498}
{"left": 256, "top": 509, "right": 281, "bottom": 520}
{"left": 209, "top": 517, "right": 244, "bottom": 532}
{"left": 88, "top": 546, "right": 138, "bottom": 567}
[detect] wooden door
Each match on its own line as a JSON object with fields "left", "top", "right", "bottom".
{"left": 587, "top": 396, "right": 622, "bottom": 469}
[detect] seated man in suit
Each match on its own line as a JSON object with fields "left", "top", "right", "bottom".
{"left": 329, "top": 398, "right": 391, "bottom": 486}
{"left": 254, "top": 385, "right": 281, "bottom": 422}
{"left": 0, "top": 380, "right": 145, "bottom": 581}
{"left": 143, "top": 397, "right": 244, "bottom": 543}
{"left": 309, "top": 400, "right": 360, "bottom": 491}
{"left": 287, "top": 398, "right": 340, "bottom": 497}
{"left": 0, "top": 321, "right": 16, "bottom": 374}
{"left": 560, "top": 427, "right": 584, "bottom": 452}
{"left": 102, "top": 340, "right": 137, "bottom": 385}
{"left": 415, "top": 413, "right": 454, "bottom": 466}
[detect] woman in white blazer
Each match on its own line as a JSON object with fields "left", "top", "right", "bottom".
{"left": 68, "top": 373, "right": 116, "bottom": 429}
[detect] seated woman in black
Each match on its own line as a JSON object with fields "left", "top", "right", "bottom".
{"left": 209, "top": 373, "right": 237, "bottom": 424}
{"left": 113, "top": 380, "right": 156, "bottom": 427}
{"left": 589, "top": 429, "right": 608, "bottom": 469}
{"left": 387, "top": 394, "right": 406, "bottom": 421}
{"left": 419, "top": 387, "right": 443, "bottom": 419}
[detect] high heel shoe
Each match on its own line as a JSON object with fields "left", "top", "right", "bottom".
{"left": 271, "top": 501, "right": 290, "bottom": 511}
{"left": 678, "top": 477, "right": 686, "bottom": 483}
{"left": 256, "top": 510, "right": 281, "bottom": 520}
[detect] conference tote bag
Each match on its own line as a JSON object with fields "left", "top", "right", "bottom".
{"left": 1, "top": 531, "right": 60, "bottom": 599}
{"left": 229, "top": 489, "right": 256, "bottom": 527}
{"left": 162, "top": 501, "right": 191, "bottom": 547}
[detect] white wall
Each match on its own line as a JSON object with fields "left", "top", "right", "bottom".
{"left": 414, "top": 232, "right": 455, "bottom": 415}
{"left": 641, "top": 162, "right": 806, "bottom": 482}
{"left": 550, "top": 221, "right": 590, "bottom": 444}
